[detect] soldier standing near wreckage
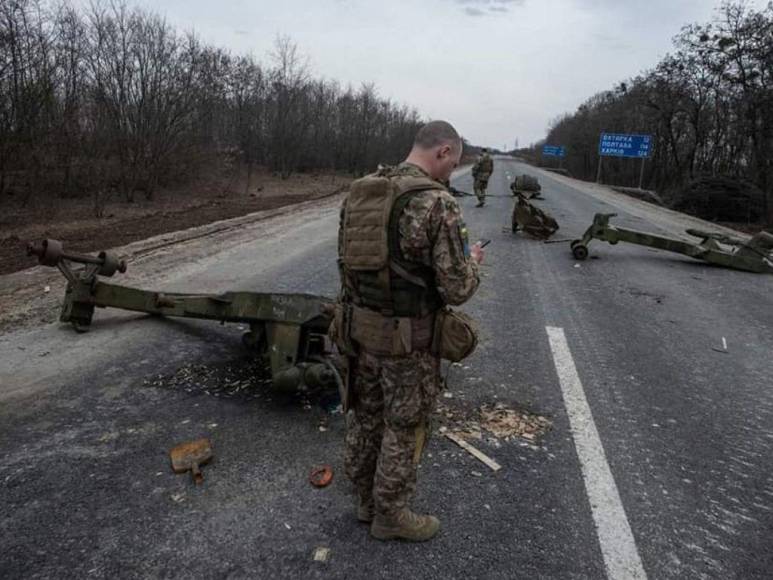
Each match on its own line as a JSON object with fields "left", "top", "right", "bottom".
{"left": 332, "top": 120, "right": 483, "bottom": 541}
{"left": 472, "top": 148, "right": 494, "bottom": 207}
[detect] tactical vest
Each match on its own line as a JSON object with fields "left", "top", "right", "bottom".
{"left": 341, "top": 166, "right": 444, "bottom": 318}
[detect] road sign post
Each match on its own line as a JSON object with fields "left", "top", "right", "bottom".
{"left": 597, "top": 133, "right": 652, "bottom": 187}
{"left": 542, "top": 145, "right": 566, "bottom": 170}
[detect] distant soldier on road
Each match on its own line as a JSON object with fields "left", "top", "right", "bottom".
{"left": 332, "top": 120, "right": 483, "bottom": 542}
{"left": 472, "top": 148, "right": 494, "bottom": 207}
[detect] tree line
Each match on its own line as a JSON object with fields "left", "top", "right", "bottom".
{"left": 535, "top": 2, "right": 773, "bottom": 224}
{"left": 0, "top": 0, "right": 425, "bottom": 206}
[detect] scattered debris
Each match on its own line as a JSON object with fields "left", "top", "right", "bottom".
{"left": 43, "top": 285, "right": 50, "bottom": 293}
{"left": 170, "top": 438, "right": 213, "bottom": 485}
{"left": 171, "top": 493, "right": 186, "bottom": 503}
{"left": 313, "top": 547, "right": 331, "bottom": 562}
{"left": 622, "top": 287, "right": 665, "bottom": 304}
{"left": 712, "top": 336, "right": 729, "bottom": 354}
{"left": 479, "top": 404, "right": 552, "bottom": 441}
{"left": 445, "top": 432, "right": 502, "bottom": 472}
{"left": 143, "top": 359, "right": 271, "bottom": 401}
{"left": 435, "top": 401, "right": 552, "bottom": 444}
{"left": 309, "top": 465, "right": 334, "bottom": 488}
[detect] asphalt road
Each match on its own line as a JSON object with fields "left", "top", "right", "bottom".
{"left": 2, "top": 159, "right": 772, "bottom": 579}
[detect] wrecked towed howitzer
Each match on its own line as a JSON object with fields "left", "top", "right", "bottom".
{"left": 27, "top": 239, "right": 344, "bottom": 395}
{"left": 570, "top": 213, "right": 773, "bottom": 273}
{"left": 511, "top": 193, "right": 559, "bottom": 239}
{"left": 510, "top": 174, "right": 543, "bottom": 199}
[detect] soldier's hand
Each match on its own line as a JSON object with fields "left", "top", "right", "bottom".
{"left": 470, "top": 242, "right": 484, "bottom": 264}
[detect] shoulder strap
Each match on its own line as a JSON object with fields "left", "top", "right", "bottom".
{"left": 387, "top": 189, "right": 437, "bottom": 288}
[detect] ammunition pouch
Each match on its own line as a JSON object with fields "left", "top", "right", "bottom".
{"left": 431, "top": 307, "right": 479, "bottom": 362}
{"left": 349, "top": 304, "right": 434, "bottom": 356}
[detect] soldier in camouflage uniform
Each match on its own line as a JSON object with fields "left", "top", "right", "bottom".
{"left": 336, "top": 121, "right": 483, "bottom": 541}
{"left": 472, "top": 148, "right": 494, "bottom": 207}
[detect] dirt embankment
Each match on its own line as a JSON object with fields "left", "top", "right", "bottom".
{"left": 0, "top": 170, "right": 350, "bottom": 276}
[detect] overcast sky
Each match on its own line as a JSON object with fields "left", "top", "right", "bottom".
{"left": 120, "top": 0, "right": 769, "bottom": 148}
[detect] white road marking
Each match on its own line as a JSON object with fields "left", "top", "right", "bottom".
{"left": 546, "top": 326, "right": 648, "bottom": 580}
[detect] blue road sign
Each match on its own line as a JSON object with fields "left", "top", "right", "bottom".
{"left": 543, "top": 145, "right": 566, "bottom": 157}
{"left": 598, "top": 133, "right": 652, "bottom": 158}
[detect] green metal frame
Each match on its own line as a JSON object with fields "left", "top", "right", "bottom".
{"left": 571, "top": 213, "right": 773, "bottom": 273}
{"left": 27, "top": 240, "right": 341, "bottom": 394}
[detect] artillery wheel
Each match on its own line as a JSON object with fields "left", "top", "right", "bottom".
{"left": 572, "top": 243, "right": 589, "bottom": 261}
{"left": 97, "top": 251, "right": 127, "bottom": 277}
{"left": 38, "top": 239, "right": 63, "bottom": 266}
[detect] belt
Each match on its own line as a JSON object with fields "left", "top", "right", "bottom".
{"left": 349, "top": 304, "right": 435, "bottom": 356}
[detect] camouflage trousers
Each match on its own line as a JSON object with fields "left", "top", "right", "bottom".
{"left": 474, "top": 175, "right": 491, "bottom": 202}
{"left": 344, "top": 349, "right": 441, "bottom": 516}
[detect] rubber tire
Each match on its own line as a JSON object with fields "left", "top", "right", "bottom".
{"left": 572, "top": 244, "right": 589, "bottom": 261}
{"left": 40, "top": 239, "right": 63, "bottom": 266}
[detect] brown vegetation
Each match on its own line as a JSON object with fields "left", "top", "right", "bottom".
{"left": 529, "top": 2, "right": 773, "bottom": 225}
{"left": 0, "top": 168, "right": 349, "bottom": 275}
{"left": 0, "top": 0, "right": 423, "bottom": 211}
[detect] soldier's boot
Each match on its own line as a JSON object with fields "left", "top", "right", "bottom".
{"left": 370, "top": 508, "right": 440, "bottom": 542}
{"left": 476, "top": 199, "right": 485, "bottom": 207}
{"left": 357, "top": 496, "right": 375, "bottom": 523}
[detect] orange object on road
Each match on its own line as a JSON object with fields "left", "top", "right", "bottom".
{"left": 309, "top": 465, "right": 334, "bottom": 487}
{"left": 170, "top": 438, "right": 213, "bottom": 485}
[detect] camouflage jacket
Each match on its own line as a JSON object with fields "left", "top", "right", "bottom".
{"left": 473, "top": 153, "right": 493, "bottom": 176}
{"left": 338, "top": 163, "right": 480, "bottom": 307}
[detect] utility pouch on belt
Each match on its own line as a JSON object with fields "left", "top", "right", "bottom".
{"left": 329, "top": 302, "right": 358, "bottom": 357}
{"left": 349, "top": 305, "right": 434, "bottom": 356}
{"left": 432, "top": 308, "right": 479, "bottom": 362}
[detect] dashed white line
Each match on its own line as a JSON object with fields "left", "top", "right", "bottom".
{"left": 546, "top": 326, "right": 647, "bottom": 580}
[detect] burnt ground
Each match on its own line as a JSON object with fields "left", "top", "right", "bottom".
{"left": 0, "top": 170, "right": 350, "bottom": 275}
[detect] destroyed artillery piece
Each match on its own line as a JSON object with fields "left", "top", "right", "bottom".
{"left": 510, "top": 175, "right": 543, "bottom": 200}
{"left": 570, "top": 213, "right": 773, "bottom": 273}
{"left": 27, "top": 239, "right": 344, "bottom": 395}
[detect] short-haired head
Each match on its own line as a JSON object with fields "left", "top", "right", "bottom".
{"left": 406, "top": 120, "right": 462, "bottom": 182}
{"left": 413, "top": 120, "right": 461, "bottom": 151}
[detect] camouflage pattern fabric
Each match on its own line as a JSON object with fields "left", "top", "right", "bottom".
{"left": 344, "top": 350, "right": 441, "bottom": 515}
{"left": 338, "top": 162, "right": 480, "bottom": 516}
{"left": 512, "top": 195, "right": 559, "bottom": 239}
{"left": 339, "top": 163, "right": 480, "bottom": 305}
{"left": 472, "top": 153, "right": 493, "bottom": 202}
{"left": 474, "top": 175, "right": 490, "bottom": 203}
